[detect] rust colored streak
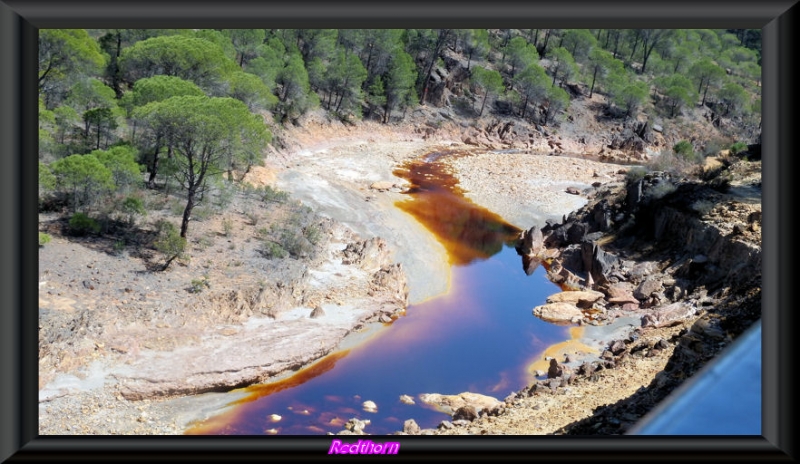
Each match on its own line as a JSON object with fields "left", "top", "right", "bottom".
{"left": 184, "top": 350, "right": 350, "bottom": 435}
{"left": 394, "top": 154, "right": 521, "bottom": 266}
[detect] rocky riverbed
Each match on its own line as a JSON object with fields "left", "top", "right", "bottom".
{"left": 38, "top": 112, "right": 761, "bottom": 436}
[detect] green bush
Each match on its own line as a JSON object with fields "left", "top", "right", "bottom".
{"left": 38, "top": 232, "right": 51, "bottom": 247}
{"left": 153, "top": 220, "right": 186, "bottom": 270}
{"left": 673, "top": 140, "right": 694, "bottom": 157}
{"left": 113, "top": 239, "right": 125, "bottom": 255}
{"left": 222, "top": 216, "right": 233, "bottom": 236}
{"left": 647, "top": 182, "right": 677, "bottom": 200}
{"left": 121, "top": 195, "right": 146, "bottom": 226}
{"left": 261, "top": 241, "right": 288, "bottom": 259}
{"left": 259, "top": 184, "right": 289, "bottom": 204}
{"left": 625, "top": 166, "right": 647, "bottom": 184}
{"left": 68, "top": 212, "right": 101, "bottom": 236}
{"left": 730, "top": 141, "right": 748, "bottom": 156}
{"left": 304, "top": 224, "right": 322, "bottom": 245}
{"left": 189, "top": 276, "right": 210, "bottom": 293}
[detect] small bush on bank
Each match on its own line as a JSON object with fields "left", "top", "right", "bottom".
{"left": 646, "top": 181, "right": 678, "bottom": 200}
{"left": 730, "top": 141, "right": 748, "bottom": 156}
{"left": 68, "top": 212, "right": 101, "bottom": 236}
{"left": 153, "top": 219, "right": 186, "bottom": 271}
{"left": 625, "top": 166, "right": 647, "bottom": 184}
{"left": 38, "top": 232, "right": 52, "bottom": 247}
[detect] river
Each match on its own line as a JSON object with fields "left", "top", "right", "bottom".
{"left": 185, "top": 150, "right": 574, "bottom": 435}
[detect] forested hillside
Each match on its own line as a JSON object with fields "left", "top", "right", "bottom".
{"left": 38, "top": 28, "right": 762, "bottom": 249}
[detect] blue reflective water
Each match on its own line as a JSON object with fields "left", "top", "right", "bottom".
{"left": 192, "top": 245, "right": 567, "bottom": 435}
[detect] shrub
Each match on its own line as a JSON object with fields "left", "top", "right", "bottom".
{"left": 646, "top": 181, "right": 677, "bottom": 200}
{"left": 121, "top": 195, "right": 146, "bottom": 226}
{"left": 259, "top": 185, "right": 289, "bottom": 204}
{"left": 673, "top": 140, "right": 694, "bottom": 158}
{"left": 691, "top": 200, "right": 715, "bottom": 216}
{"left": 38, "top": 232, "right": 51, "bottom": 247}
{"left": 625, "top": 166, "right": 647, "bottom": 184}
{"left": 153, "top": 220, "right": 186, "bottom": 270}
{"left": 261, "top": 241, "right": 288, "bottom": 259}
{"left": 189, "top": 276, "right": 210, "bottom": 293}
{"left": 68, "top": 212, "right": 101, "bottom": 236}
{"left": 730, "top": 141, "right": 748, "bottom": 156}
{"left": 112, "top": 239, "right": 126, "bottom": 255}
{"left": 222, "top": 216, "right": 233, "bottom": 236}
{"left": 304, "top": 224, "right": 322, "bottom": 245}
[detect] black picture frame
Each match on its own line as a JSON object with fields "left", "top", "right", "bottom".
{"left": 2, "top": 1, "right": 795, "bottom": 461}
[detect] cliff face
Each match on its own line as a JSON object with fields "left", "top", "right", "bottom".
{"left": 529, "top": 158, "right": 761, "bottom": 327}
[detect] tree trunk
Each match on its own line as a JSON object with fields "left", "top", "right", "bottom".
{"left": 479, "top": 92, "right": 489, "bottom": 116}
{"left": 160, "top": 253, "right": 179, "bottom": 272}
{"left": 147, "top": 138, "right": 161, "bottom": 189}
{"left": 590, "top": 67, "right": 598, "bottom": 97}
{"left": 180, "top": 187, "right": 196, "bottom": 238}
{"left": 629, "top": 31, "right": 640, "bottom": 61}
{"left": 421, "top": 30, "right": 450, "bottom": 105}
{"left": 96, "top": 121, "right": 102, "bottom": 150}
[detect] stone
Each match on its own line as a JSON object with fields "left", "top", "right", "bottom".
{"left": 362, "top": 400, "right": 378, "bottom": 413}
{"left": 533, "top": 302, "right": 583, "bottom": 324}
{"left": 438, "top": 420, "right": 454, "bottom": 430}
{"left": 399, "top": 394, "right": 415, "bottom": 405}
{"left": 566, "top": 187, "right": 581, "bottom": 195}
{"left": 634, "top": 277, "right": 664, "bottom": 300}
{"left": 609, "top": 340, "right": 627, "bottom": 355}
{"left": 545, "top": 290, "right": 605, "bottom": 308}
{"left": 309, "top": 306, "right": 325, "bottom": 319}
{"left": 344, "top": 418, "right": 370, "bottom": 434}
{"left": 547, "top": 358, "right": 563, "bottom": 379}
{"left": 641, "top": 302, "right": 697, "bottom": 328}
{"left": 453, "top": 405, "right": 478, "bottom": 422}
{"left": 403, "top": 418, "right": 420, "bottom": 434}
{"left": 369, "top": 181, "right": 395, "bottom": 191}
{"left": 516, "top": 226, "right": 544, "bottom": 257}
{"left": 418, "top": 392, "right": 501, "bottom": 416}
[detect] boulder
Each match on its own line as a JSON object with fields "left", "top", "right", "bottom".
{"left": 641, "top": 302, "right": 697, "bottom": 328}
{"left": 309, "top": 306, "right": 325, "bottom": 319}
{"left": 369, "top": 181, "right": 395, "bottom": 191}
{"left": 545, "top": 290, "right": 605, "bottom": 307}
{"left": 418, "top": 392, "right": 501, "bottom": 416}
{"left": 516, "top": 226, "right": 544, "bottom": 257}
{"left": 634, "top": 277, "right": 664, "bottom": 300}
{"left": 532, "top": 302, "right": 583, "bottom": 323}
{"left": 453, "top": 405, "right": 478, "bottom": 422}
{"left": 403, "top": 419, "right": 420, "bottom": 434}
{"left": 362, "top": 400, "right": 378, "bottom": 413}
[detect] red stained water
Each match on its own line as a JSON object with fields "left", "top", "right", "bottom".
{"left": 186, "top": 150, "right": 569, "bottom": 435}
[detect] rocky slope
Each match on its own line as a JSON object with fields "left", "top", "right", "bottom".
{"left": 376, "top": 152, "right": 762, "bottom": 436}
